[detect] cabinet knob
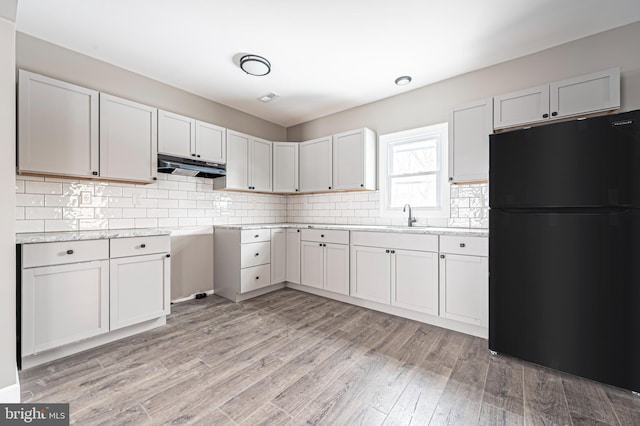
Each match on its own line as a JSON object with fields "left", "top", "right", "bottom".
{"left": 542, "top": 113, "right": 549, "bottom": 118}
{"left": 152, "top": 177, "right": 157, "bottom": 181}
{"left": 448, "top": 177, "right": 453, "bottom": 182}
{"left": 328, "top": 186, "right": 332, "bottom": 190}
{"left": 386, "top": 249, "right": 390, "bottom": 253}
{"left": 66, "top": 249, "right": 74, "bottom": 255}
{"left": 321, "top": 234, "right": 324, "bottom": 238}
{"left": 440, "top": 254, "right": 445, "bottom": 259}
{"left": 256, "top": 276, "right": 260, "bottom": 280}
{"left": 391, "top": 250, "right": 395, "bottom": 254}
{"left": 459, "top": 243, "right": 466, "bottom": 248}
{"left": 297, "top": 230, "right": 300, "bottom": 233}
{"left": 191, "top": 153, "right": 196, "bottom": 157}
{"left": 255, "top": 253, "right": 260, "bottom": 257}
{"left": 92, "top": 171, "right": 98, "bottom": 176}
{"left": 197, "top": 154, "right": 201, "bottom": 158}
{"left": 551, "top": 112, "right": 558, "bottom": 117}
{"left": 141, "top": 244, "right": 146, "bottom": 248}
{"left": 295, "top": 189, "right": 299, "bottom": 192}
{"left": 254, "top": 234, "right": 259, "bottom": 238}
{"left": 166, "top": 254, "right": 171, "bottom": 258}
{"left": 319, "top": 243, "right": 322, "bottom": 247}
{"left": 360, "top": 184, "right": 364, "bottom": 187}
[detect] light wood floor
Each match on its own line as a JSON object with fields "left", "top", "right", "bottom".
{"left": 20, "top": 289, "right": 640, "bottom": 425}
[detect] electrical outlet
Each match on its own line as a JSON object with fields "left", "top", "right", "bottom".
{"left": 81, "top": 191, "right": 92, "bottom": 205}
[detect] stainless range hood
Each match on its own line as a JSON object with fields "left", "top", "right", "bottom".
{"left": 158, "top": 154, "right": 226, "bottom": 178}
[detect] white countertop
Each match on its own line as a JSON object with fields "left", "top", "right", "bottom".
{"left": 16, "top": 228, "right": 171, "bottom": 244}
{"left": 214, "top": 223, "right": 488, "bottom": 237}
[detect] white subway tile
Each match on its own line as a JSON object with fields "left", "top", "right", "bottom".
{"left": 62, "top": 182, "right": 95, "bottom": 195}
{"left": 25, "top": 207, "right": 63, "bottom": 220}
{"left": 45, "top": 219, "right": 78, "bottom": 232}
{"left": 158, "top": 180, "right": 181, "bottom": 190}
{"left": 109, "top": 197, "right": 134, "bottom": 208}
{"left": 108, "top": 219, "right": 135, "bottom": 230}
{"left": 79, "top": 219, "right": 109, "bottom": 230}
{"left": 133, "top": 197, "right": 158, "bottom": 208}
{"left": 15, "top": 207, "right": 25, "bottom": 220}
{"left": 45, "top": 195, "right": 79, "bottom": 207}
{"left": 169, "top": 190, "right": 189, "bottom": 200}
{"left": 169, "top": 209, "right": 188, "bottom": 218}
{"left": 135, "top": 218, "right": 158, "bottom": 228}
{"left": 122, "top": 187, "right": 147, "bottom": 198}
{"left": 16, "top": 220, "right": 44, "bottom": 233}
{"left": 179, "top": 182, "right": 197, "bottom": 192}
{"left": 17, "top": 194, "right": 45, "bottom": 207}
{"left": 158, "top": 199, "right": 179, "bottom": 208}
{"left": 179, "top": 200, "right": 197, "bottom": 209}
{"left": 179, "top": 217, "right": 197, "bottom": 226}
{"left": 18, "top": 175, "right": 44, "bottom": 182}
{"left": 147, "top": 189, "right": 169, "bottom": 199}
{"left": 122, "top": 208, "right": 147, "bottom": 219}
{"left": 100, "top": 186, "right": 123, "bottom": 197}
{"left": 15, "top": 180, "right": 25, "bottom": 193}
{"left": 95, "top": 208, "right": 123, "bottom": 219}
{"left": 197, "top": 217, "right": 213, "bottom": 226}
{"left": 158, "top": 218, "right": 179, "bottom": 228}
{"left": 62, "top": 207, "right": 95, "bottom": 219}
{"left": 146, "top": 208, "right": 169, "bottom": 218}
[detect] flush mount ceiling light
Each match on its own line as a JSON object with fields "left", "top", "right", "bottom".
{"left": 395, "top": 75, "right": 412, "bottom": 86}
{"left": 240, "top": 54, "right": 271, "bottom": 76}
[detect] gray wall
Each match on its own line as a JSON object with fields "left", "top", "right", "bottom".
{"left": 287, "top": 21, "right": 640, "bottom": 141}
{"left": 0, "top": 16, "right": 16, "bottom": 393}
{"left": 16, "top": 33, "right": 287, "bottom": 141}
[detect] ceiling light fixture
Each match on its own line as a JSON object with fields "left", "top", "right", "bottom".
{"left": 240, "top": 54, "right": 271, "bottom": 76}
{"left": 395, "top": 76, "right": 412, "bottom": 86}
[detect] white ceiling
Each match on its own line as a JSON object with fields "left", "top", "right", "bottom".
{"left": 15, "top": 0, "right": 640, "bottom": 127}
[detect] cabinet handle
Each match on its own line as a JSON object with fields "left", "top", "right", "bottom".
{"left": 386, "top": 249, "right": 390, "bottom": 253}
{"left": 66, "top": 249, "right": 74, "bottom": 255}
{"left": 254, "top": 234, "right": 259, "bottom": 238}
{"left": 551, "top": 112, "right": 558, "bottom": 117}
{"left": 391, "top": 250, "right": 395, "bottom": 254}
{"left": 542, "top": 113, "right": 549, "bottom": 118}
{"left": 440, "top": 254, "right": 445, "bottom": 259}
{"left": 255, "top": 253, "right": 260, "bottom": 257}
{"left": 141, "top": 244, "right": 146, "bottom": 248}
{"left": 92, "top": 171, "right": 98, "bottom": 176}
{"left": 459, "top": 243, "right": 465, "bottom": 248}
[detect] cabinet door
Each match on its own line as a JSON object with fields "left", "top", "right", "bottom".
{"left": 324, "top": 243, "right": 349, "bottom": 295}
{"left": 286, "top": 229, "right": 301, "bottom": 284}
{"left": 299, "top": 137, "right": 332, "bottom": 192}
{"left": 110, "top": 253, "right": 170, "bottom": 330}
{"left": 18, "top": 70, "right": 99, "bottom": 178}
{"left": 301, "top": 241, "right": 324, "bottom": 289}
{"left": 493, "top": 85, "right": 549, "bottom": 129}
{"left": 333, "top": 129, "right": 364, "bottom": 190}
{"left": 226, "top": 130, "right": 250, "bottom": 190}
{"left": 350, "top": 245, "right": 390, "bottom": 304}
{"left": 100, "top": 94, "right": 157, "bottom": 183}
{"left": 392, "top": 249, "right": 439, "bottom": 316}
{"left": 449, "top": 99, "right": 492, "bottom": 183}
{"left": 22, "top": 260, "right": 109, "bottom": 356}
{"left": 250, "top": 138, "right": 273, "bottom": 192}
{"left": 195, "top": 120, "right": 226, "bottom": 163}
{"left": 271, "top": 228, "right": 287, "bottom": 284}
{"left": 273, "top": 142, "right": 299, "bottom": 193}
{"left": 550, "top": 68, "right": 620, "bottom": 119}
{"left": 158, "top": 110, "right": 195, "bottom": 159}
{"left": 439, "top": 254, "right": 488, "bottom": 327}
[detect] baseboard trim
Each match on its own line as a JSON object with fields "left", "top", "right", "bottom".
{"left": 0, "top": 368, "right": 20, "bottom": 403}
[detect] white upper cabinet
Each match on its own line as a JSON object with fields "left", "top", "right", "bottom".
{"left": 18, "top": 70, "right": 99, "bottom": 178}
{"left": 273, "top": 142, "right": 299, "bottom": 193}
{"left": 494, "top": 68, "right": 620, "bottom": 130}
{"left": 158, "top": 110, "right": 195, "bottom": 159}
{"left": 493, "top": 85, "right": 549, "bottom": 129}
{"left": 332, "top": 128, "right": 377, "bottom": 191}
{"left": 100, "top": 94, "right": 157, "bottom": 183}
{"left": 299, "top": 136, "right": 332, "bottom": 192}
{"left": 449, "top": 99, "right": 493, "bottom": 183}
{"left": 550, "top": 68, "right": 620, "bottom": 119}
{"left": 194, "top": 120, "right": 226, "bottom": 164}
{"left": 226, "top": 130, "right": 272, "bottom": 192}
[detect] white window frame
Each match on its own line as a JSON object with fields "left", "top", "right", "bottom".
{"left": 379, "top": 123, "right": 449, "bottom": 219}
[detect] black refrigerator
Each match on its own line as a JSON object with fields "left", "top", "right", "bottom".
{"left": 489, "top": 109, "right": 640, "bottom": 392}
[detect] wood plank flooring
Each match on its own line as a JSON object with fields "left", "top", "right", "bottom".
{"left": 19, "top": 289, "right": 640, "bottom": 425}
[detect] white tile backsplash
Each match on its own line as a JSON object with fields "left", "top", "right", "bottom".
{"left": 15, "top": 174, "right": 487, "bottom": 232}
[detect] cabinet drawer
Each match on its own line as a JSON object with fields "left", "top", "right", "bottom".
{"left": 23, "top": 239, "right": 109, "bottom": 268}
{"left": 240, "top": 264, "right": 271, "bottom": 293}
{"left": 241, "top": 229, "right": 270, "bottom": 243}
{"left": 351, "top": 231, "right": 438, "bottom": 252}
{"left": 439, "top": 235, "right": 488, "bottom": 256}
{"left": 110, "top": 235, "right": 170, "bottom": 258}
{"left": 241, "top": 241, "right": 271, "bottom": 268}
{"left": 301, "top": 229, "right": 349, "bottom": 244}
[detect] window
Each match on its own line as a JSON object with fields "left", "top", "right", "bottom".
{"left": 379, "top": 123, "right": 449, "bottom": 218}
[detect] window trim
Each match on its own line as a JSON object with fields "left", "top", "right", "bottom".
{"left": 379, "top": 123, "right": 450, "bottom": 219}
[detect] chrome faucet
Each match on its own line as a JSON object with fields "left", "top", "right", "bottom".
{"left": 403, "top": 204, "right": 417, "bottom": 227}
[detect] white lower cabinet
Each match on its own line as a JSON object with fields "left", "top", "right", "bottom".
{"left": 286, "top": 229, "right": 301, "bottom": 284}
{"left": 392, "top": 249, "right": 439, "bottom": 316}
{"left": 350, "top": 245, "right": 390, "bottom": 304}
{"left": 300, "top": 230, "right": 349, "bottom": 295}
{"left": 271, "top": 228, "right": 287, "bottom": 284}
{"left": 22, "top": 260, "right": 109, "bottom": 356}
{"left": 109, "top": 252, "right": 171, "bottom": 331}
{"left": 439, "top": 235, "right": 488, "bottom": 327}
